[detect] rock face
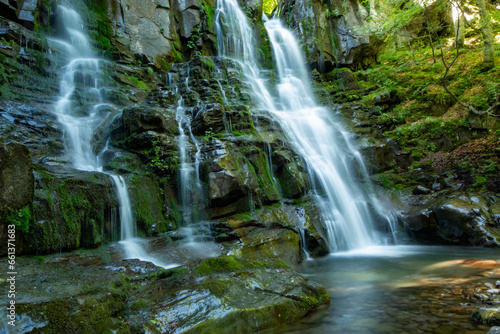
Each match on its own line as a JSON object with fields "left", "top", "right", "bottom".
{"left": 0, "top": 142, "right": 34, "bottom": 213}
{"left": 276, "top": 0, "right": 381, "bottom": 70}
{"left": 0, "top": 142, "right": 34, "bottom": 255}
{"left": 106, "top": 0, "right": 218, "bottom": 65}
{"left": 402, "top": 192, "right": 500, "bottom": 246}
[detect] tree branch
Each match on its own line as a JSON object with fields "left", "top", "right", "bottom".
{"left": 425, "top": 4, "right": 500, "bottom": 117}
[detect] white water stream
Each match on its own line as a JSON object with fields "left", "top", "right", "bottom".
{"left": 174, "top": 66, "right": 204, "bottom": 226}
{"left": 216, "top": 0, "right": 397, "bottom": 251}
{"left": 52, "top": 3, "right": 173, "bottom": 268}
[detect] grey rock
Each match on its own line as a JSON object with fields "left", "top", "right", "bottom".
{"left": 0, "top": 141, "right": 34, "bottom": 212}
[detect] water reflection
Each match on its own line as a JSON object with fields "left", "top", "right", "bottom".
{"left": 267, "top": 246, "right": 500, "bottom": 333}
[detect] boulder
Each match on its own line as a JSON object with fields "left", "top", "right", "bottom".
{"left": 359, "top": 139, "right": 398, "bottom": 173}
{"left": 472, "top": 308, "right": 500, "bottom": 326}
{"left": 24, "top": 165, "right": 119, "bottom": 255}
{"left": 402, "top": 192, "right": 500, "bottom": 246}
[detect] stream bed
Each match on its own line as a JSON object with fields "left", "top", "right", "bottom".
{"left": 267, "top": 246, "right": 500, "bottom": 334}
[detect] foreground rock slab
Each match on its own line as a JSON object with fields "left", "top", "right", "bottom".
{"left": 0, "top": 253, "right": 329, "bottom": 333}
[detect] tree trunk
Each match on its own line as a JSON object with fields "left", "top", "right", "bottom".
{"left": 453, "top": 7, "right": 465, "bottom": 48}
{"left": 476, "top": 0, "right": 495, "bottom": 66}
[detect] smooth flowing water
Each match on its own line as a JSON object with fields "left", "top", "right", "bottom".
{"left": 266, "top": 246, "right": 500, "bottom": 333}
{"left": 216, "top": 0, "right": 397, "bottom": 251}
{"left": 52, "top": 3, "right": 172, "bottom": 268}
{"left": 174, "top": 66, "right": 204, "bottom": 226}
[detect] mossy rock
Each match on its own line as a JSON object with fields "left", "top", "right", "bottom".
{"left": 146, "top": 256, "right": 329, "bottom": 333}
{"left": 23, "top": 165, "right": 118, "bottom": 254}
{"left": 472, "top": 308, "right": 500, "bottom": 326}
{"left": 127, "top": 173, "right": 174, "bottom": 235}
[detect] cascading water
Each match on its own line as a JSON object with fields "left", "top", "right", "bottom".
{"left": 215, "top": 0, "right": 397, "bottom": 251}
{"left": 174, "top": 67, "right": 204, "bottom": 226}
{"left": 52, "top": 3, "right": 173, "bottom": 267}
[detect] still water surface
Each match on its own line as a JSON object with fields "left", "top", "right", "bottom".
{"left": 268, "top": 246, "right": 500, "bottom": 333}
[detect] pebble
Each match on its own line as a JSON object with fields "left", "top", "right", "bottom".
{"left": 496, "top": 281, "right": 500, "bottom": 288}
{"left": 487, "top": 289, "right": 500, "bottom": 294}
{"left": 486, "top": 283, "right": 495, "bottom": 289}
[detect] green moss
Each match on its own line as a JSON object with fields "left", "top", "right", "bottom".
{"left": 18, "top": 274, "right": 131, "bottom": 333}
{"left": 170, "top": 38, "right": 183, "bottom": 63}
{"left": 128, "top": 174, "right": 168, "bottom": 236}
{"left": 6, "top": 206, "right": 32, "bottom": 233}
{"left": 193, "top": 256, "right": 292, "bottom": 277}
{"left": 201, "top": 0, "right": 216, "bottom": 28}
{"left": 246, "top": 149, "right": 281, "bottom": 202}
{"left": 233, "top": 213, "right": 251, "bottom": 220}
{"left": 258, "top": 26, "right": 273, "bottom": 69}
{"left": 194, "top": 256, "right": 246, "bottom": 276}
{"left": 127, "top": 75, "right": 148, "bottom": 89}
{"left": 385, "top": 117, "right": 472, "bottom": 154}
{"left": 80, "top": 0, "right": 115, "bottom": 57}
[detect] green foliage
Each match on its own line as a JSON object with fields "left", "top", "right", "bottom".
{"left": 201, "top": 0, "right": 216, "bottom": 27}
{"left": 149, "top": 139, "right": 180, "bottom": 176}
{"left": 263, "top": 0, "right": 279, "bottom": 15}
{"left": 473, "top": 159, "right": 498, "bottom": 190}
{"left": 357, "top": 0, "right": 424, "bottom": 42}
{"left": 188, "top": 26, "right": 201, "bottom": 49}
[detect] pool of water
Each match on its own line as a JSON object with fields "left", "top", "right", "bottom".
{"left": 266, "top": 246, "right": 500, "bottom": 334}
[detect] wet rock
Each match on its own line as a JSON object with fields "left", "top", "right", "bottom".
{"left": 274, "top": 149, "right": 309, "bottom": 198}
{"left": 145, "top": 256, "right": 330, "bottom": 333}
{"left": 7, "top": 255, "right": 329, "bottom": 334}
{"left": 402, "top": 192, "right": 500, "bottom": 246}
{"left": 122, "top": 106, "right": 178, "bottom": 137}
{"left": 17, "top": 0, "right": 38, "bottom": 30}
{"left": 413, "top": 185, "right": 431, "bottom": 195}
{"left": 25, "top": 165, "right": 119, "bottom": 255}
{"left": 238, "top": 226, "right": 301, "bottom": 266}
{"left": 192, "top": 102, "right": 225, "bottom": 135}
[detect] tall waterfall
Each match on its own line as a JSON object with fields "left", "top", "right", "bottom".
{"left": 52, "top": 3, "right": 172, "bottom": 267}
{"left": 216, "top": 0, "right": 397, "bottom": 251}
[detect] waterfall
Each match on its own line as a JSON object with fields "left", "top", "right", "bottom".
{"left": 215, "top": 0, "right": 397, "bottom": 251}
{"left": 175, "top": 66, "right": 204, "bottom": 226}
{"left": 52, "top": 3, "right": 173, "bottom": 267}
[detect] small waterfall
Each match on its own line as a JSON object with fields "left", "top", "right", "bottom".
{"left": 215, "top": 0, "right": 397, "bottom": 252}
{"left": 174, "top": 66, "right": 204, "bottom": 226}
{"left": 52, "top": 3, "right": 172, "bottom": 267}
